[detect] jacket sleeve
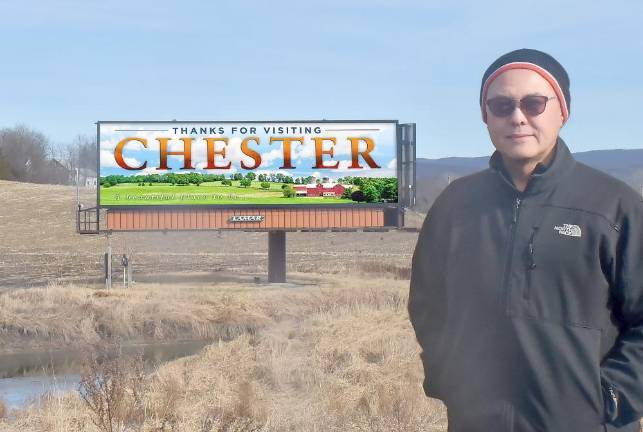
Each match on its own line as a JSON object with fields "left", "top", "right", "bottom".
{"left": 600, "top": 198, "right": 643, "bottom": 426}
{"left": 408, "top": 198, "right": 450, "bottom": 401}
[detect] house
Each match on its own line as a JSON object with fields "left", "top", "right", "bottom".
{"left": 73, "top": 168, "right": 98, "bottom": 189}
{"left": 47, "top": 159, "right": 71, "bottom": 185}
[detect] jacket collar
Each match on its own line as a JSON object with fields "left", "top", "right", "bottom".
{"left": 488, "top": 137, "right": 576, "bottom": 196}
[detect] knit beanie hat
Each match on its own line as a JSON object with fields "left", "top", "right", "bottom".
{"left": 480, "top": 48, "right": 571, "bottom": 124}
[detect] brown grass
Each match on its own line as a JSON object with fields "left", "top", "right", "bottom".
{"left": 0, "top": 275, "right": 448, "bottom": 432}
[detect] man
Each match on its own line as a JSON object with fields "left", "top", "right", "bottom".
{"left": 408, "top": 48, "right": 643, "bottom": 431}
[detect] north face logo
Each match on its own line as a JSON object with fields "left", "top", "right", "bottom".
{"left": 554, "top": 224, "right": 582, "bottom": 237}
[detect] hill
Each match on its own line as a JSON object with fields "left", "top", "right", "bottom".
{"left": 414, "top": 148, "right": 643, "bottom": 211}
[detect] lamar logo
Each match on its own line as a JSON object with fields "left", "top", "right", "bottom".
{"left": 230, "top": 215, "right": 264, "bottom": 222}
{"left": 554, "top": 224, "right": 582, "bottom": 238}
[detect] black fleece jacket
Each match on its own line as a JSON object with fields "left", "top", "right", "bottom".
{"left": 409, "top": 138, "right": 643, "bottom": 432}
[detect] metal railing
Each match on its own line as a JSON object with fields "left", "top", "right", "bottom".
{"left": 77, "top": 206, "right": 100, "bottom": 234}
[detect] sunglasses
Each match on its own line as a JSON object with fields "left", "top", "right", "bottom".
{"left": 486, "top": 95, "right": 557, "bottom": 118}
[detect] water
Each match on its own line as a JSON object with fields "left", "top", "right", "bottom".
{"left": 0, "top": 340, "right": 210, "bottom": 409}
{"left": 0, "top": 374, "right": 80, "bottom": 408}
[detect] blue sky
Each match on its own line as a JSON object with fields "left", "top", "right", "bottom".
{"left": 1, "top": 0, "right": 641, "bottom": 158}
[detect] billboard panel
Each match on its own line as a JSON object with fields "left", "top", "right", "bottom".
{"left": 98, "top": 121, "right": 398, "bottom": 207}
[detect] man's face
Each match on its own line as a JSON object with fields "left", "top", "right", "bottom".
{"left": 485, "top": 69, "right": 564, "bottom": 164}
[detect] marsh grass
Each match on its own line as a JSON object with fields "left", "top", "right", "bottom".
{"left": 0, "top": 279, "right": 273, "bottom": 352}
{"left": 0, "top": 275, "right": 448, "bottom": 431}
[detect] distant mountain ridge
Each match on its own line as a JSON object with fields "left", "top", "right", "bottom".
{"left": 414, "top": 148, "right": 643, "bottom": 212}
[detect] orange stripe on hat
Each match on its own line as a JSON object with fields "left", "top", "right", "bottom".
{"left": 481, "top": 62, "right": 569, "bottom": 124}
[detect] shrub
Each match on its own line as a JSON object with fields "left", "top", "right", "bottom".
{"left": 79, "top": 343, "right": 146, "bottom": 432}
{"left": 282, "top": 186, "right": 296, "bottom": 198}
{"left": 351, "top": 190, "right": 365, "bottom": 202}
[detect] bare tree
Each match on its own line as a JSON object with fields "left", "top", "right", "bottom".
{"left": 0, "top": 126, "right": 99, "bottom": 185}
{"left": 64, "top": 135, "right": 97, "bottom": 173}
{"left": 0, "top": 147, "right": 11, "bottom": 180}
{"left": 0, "top": 125, "right": 53, "bottom": 183}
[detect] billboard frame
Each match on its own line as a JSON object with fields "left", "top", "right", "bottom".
{"left": 96, "top": 119, "right": 401, "bottom": 210}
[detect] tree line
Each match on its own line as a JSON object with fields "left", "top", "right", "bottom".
{"left": 0, "top": 125, "right": 96, "bottom": 184}
{"left": 0, "top": 124, "right": 397, "bottom": 204}
{"left": 339, "top": 177, "right": 398, "bottom": 203}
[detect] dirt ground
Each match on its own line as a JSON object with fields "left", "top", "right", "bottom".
{"left": 0, "top": 180, "right": 424, "bottom": 290}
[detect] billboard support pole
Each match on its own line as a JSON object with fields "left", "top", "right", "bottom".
{"left": 268, "top": 231, "right": 286, "bottom": 283}
{"left": 75, "top": 168, "right": 80, "bottom": 209}
{"left": 105, "top": 232, "right": 112, "bottom": 290}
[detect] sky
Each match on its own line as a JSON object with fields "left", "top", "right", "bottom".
{"left": 1, "top": 0, "right": 641, "bottom": 159}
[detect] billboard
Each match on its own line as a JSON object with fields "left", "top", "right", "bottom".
{"left": 98, "top": 121, "right": 399, "bottom": 207}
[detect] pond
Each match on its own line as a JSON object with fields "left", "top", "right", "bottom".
{"left": 0, "top": 340, "right": 210, "bottom": 409}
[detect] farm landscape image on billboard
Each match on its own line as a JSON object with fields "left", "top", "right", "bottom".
{"left": 98, "top": 121, "right": 398, "bottom": 206}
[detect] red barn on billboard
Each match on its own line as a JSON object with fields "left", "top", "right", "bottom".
{"left": 294, "top": 180, "right": 346, "bottom": 197}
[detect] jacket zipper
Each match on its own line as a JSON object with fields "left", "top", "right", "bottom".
{"left": 525, "top": 226, "right": 539, "bottom": 300}
{"left": 502, "top": 196, "right": 522, "bottom": 312}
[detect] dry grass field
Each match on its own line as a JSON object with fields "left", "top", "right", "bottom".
{"left": 0, "top": 180, "right": 447, "bottom": 431}
{"left": 0, "top": 277, "right": 447, "bottom": 432}
{"left": 0, "top": 180, "right": 422, "bottom": 290}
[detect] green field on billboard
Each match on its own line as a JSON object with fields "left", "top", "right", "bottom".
{"left": 100, "top": 181, "right": 359, "bottom": 205}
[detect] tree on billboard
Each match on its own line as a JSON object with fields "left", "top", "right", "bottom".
{"left": 187, "top": 173, "right": 202, "bottom": 186}
{"left": 245, "top": 172, "right": 256, "bottom": 181}
{"left": 260, "top": 182, "right": 270, "bottom": 189}
{"left": 351, "top": 190, "right": 365, "bottom": 202}
{"left": 239, "top": 179, "right": 252, "bottom": 187}
{"left": 381, "top": 180, "right": 398, "bottom": 201}
{"left": 361, "top": 184, "right": 380, "bottom": 202}
{"left": 282, "top": 186, "right": 296, "bottom": 198}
